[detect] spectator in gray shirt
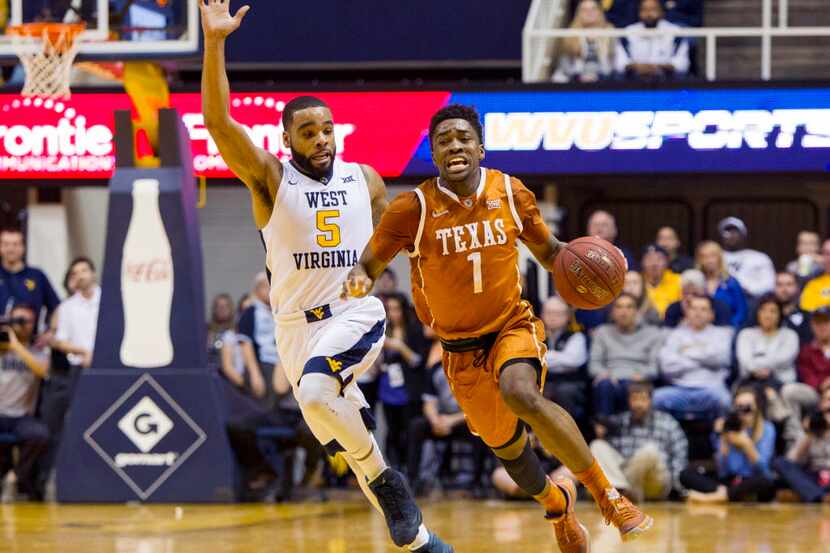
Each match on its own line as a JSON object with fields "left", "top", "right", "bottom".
{"left": 736, "top": 293, "right": 800, "bottom": 389}
{"left": 655, "top": 296, "right": 733, "bottom": 420}
{"left": 590, "top": 293, "right": 664, "bottom": 417}
{"left": 0, "top": 303, "right": 49, "bottom": 500}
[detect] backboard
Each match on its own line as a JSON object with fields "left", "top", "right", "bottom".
{"left": 0, "top": 0, "right": 200, "bottom": 61}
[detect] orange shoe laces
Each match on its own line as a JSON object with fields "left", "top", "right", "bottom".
{"left": 600, "top": 489, "right": 641, "bottom": 527}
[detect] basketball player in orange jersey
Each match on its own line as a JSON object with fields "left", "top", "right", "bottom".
{"left": 344, "top": 105, "right": 653, "bottom": 552}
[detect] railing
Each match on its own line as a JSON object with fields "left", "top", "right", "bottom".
{"left": 522, "top": 0, "right": 830, "bottom": 82}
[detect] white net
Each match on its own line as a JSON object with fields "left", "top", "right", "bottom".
{"left": 10, "top": 25, "right": 85, "bottom": 99}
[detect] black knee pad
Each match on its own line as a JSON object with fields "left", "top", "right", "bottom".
{"left": 498, "top": 440, "right": 547, "bottom": 497}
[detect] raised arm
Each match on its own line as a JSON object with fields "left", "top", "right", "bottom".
{"left": 200, "top": 0, "right": 280, "bottom": 228}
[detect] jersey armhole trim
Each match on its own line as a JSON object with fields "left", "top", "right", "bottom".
{"left": 410, "top": 189, "right": 427, "bottom": 258}
{"left": 504, "top": 173, "right": 523, "bottom": 234}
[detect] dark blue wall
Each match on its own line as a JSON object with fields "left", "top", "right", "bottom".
{"left": 225, "top": 1, "right": 532, "bottom": 64}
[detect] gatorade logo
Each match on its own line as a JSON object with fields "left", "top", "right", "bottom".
{"left": 117, "top": 396, "right": 174, "bottom": 453}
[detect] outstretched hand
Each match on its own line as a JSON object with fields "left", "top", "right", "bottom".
{"left": 199, "top": 0, "right": 250, "bottom": 40}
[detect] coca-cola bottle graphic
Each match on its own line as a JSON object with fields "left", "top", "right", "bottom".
{"left": 120, "top": 178, "right": 174, "bottom": 368}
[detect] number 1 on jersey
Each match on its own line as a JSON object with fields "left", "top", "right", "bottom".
{"left": 467, "top": 252, "right": 483, "bottom": 294}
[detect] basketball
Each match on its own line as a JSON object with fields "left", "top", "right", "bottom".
{"left": 553, "top": 236, "right": 627, "bottom": 310}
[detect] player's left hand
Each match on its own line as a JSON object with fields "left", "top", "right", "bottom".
{"left": 342, "top": 268, "right": 373, "bottom": 299}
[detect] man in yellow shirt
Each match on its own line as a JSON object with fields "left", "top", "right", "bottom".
{"left": 800, "top": 238, "right": 830, "bottom": 312}
{"left": 642, "top": 244, "right": 682, "bottom": 319}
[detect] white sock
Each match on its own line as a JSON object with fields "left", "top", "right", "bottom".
{"left": 406, "top": 524, "right": 430, "bottom": 550}
{"left": 297, "top": 374, "right": 387, "bottom": 480}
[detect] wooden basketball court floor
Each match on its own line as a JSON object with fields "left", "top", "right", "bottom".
{"left": 1, "top": 499, "right": 827, "bottom": 553}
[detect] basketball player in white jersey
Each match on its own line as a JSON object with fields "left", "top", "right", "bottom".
{"left": 199, "top": 2, "right": 451, "bottom": 551}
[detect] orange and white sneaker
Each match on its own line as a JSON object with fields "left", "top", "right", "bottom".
{"left": 546, "top": 477, "right": 591, "bottom": 553}
{"left": 599, "top": 488, "right": 653, "bottom": 542}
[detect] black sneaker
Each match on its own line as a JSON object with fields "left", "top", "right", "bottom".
{"left": 413, "top": 532, "right": 454, "bottom": 553}
{"left": 368, "top": 468, "right": 423, "bottom": 547}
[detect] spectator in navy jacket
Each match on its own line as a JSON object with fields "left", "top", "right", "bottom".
{"left": 0, "top": 228, "right": 60, "bottom": 325}
{"left": 697, "top": 240, "right": 748, "bottom": 328}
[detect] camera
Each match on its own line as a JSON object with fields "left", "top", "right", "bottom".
{"left": 723, "top": 411, "right": 743, "bottom": 433}
{"left": 0, "top": 316, "right": 27, "bottom": 344}
{"left": 808, "top": 410, "right": 829, "bottom": 436}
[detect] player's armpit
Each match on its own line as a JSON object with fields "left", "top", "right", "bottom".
{"left": 360, "top": 164, "right": 389, "bottom": 228}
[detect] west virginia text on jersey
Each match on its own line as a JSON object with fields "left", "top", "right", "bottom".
{"left": 261, "top": 160, "right": 373, "bottom": 315}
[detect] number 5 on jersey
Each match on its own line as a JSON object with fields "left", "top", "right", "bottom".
{"left": 316, "top": 210, "right": 341, "bottom": 247}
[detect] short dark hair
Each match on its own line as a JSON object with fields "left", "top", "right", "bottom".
{"left": 0, "top": 227, "right": 24, "bottom": 238}
{"left": 69, "top": 256, "right": 95, "bottom": 274}
{"left": 282, "top": 96, "right": 330, "bottom": 130}
{"left": 688, "top": 294, "right": 714, "bottom": 310}
{"left": 429, "top": 104, "right": 483, "bottom": 144}
{"left": 613, "top": 292, "right": 638, "bottom": 306}
{"left": 755, "top": 292, "right": 783, "bottom": 327}
{"left": 10, "top": 302, "right": 36, "bottom": 318}
{"left": 628, "top": 380, "right": 654, "bottom": 396}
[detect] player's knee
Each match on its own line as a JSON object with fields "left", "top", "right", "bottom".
{"left": 500, "top": 380, "right": 543, "bottom": 420}
{"left": 296, "top": 374, "right": 336, "bottom": 415}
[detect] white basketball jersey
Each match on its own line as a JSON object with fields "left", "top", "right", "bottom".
{"left": 261, "top": 159, "right": 373, "bottom": 315}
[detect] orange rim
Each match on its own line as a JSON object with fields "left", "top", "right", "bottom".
{"left": 7, "top": 22, "right": 86, "bottom": 52}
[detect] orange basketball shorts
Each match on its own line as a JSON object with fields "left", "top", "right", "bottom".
{"left": 442, "top": 303, "right": 548, "bottom": 449}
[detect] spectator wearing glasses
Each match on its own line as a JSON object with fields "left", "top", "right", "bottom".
{"left": 0, "top": 303, "right": 49, "bottom": 500}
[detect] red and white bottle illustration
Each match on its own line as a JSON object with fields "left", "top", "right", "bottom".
{"left": 120, "top": 178, "right": 174, "bottom": 368}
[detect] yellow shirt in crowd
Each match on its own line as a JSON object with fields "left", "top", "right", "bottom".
{"left": 800, "top": 273, "right": 830, "bottom": 312}
{"left": 645, "top": 270, "right": 682, "bottom": 318}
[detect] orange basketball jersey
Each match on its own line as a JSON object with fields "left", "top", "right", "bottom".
{"left": 370, "top": 167, "right": 550, "bottom": 340}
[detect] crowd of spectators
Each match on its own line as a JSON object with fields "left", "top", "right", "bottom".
{"left": 553, "top": 0, "right": 704, "bottom": 83}
{"left": 3, "top": 208, "right": 830, "bottom": 508}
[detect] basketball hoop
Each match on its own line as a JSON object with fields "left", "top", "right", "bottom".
{"left": 8, "top": 22, "right": 87, "bottom": 99}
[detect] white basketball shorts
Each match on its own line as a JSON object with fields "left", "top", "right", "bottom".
{"left": 274, "top": 295, "right": 386, "bottom": 394}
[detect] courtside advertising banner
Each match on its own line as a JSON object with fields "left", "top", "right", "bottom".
{"left": 0, "top": 88, "right": 828, "bottom": 179}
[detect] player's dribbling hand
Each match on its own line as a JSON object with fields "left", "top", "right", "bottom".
{"left": 199, "top": 0, "right": 250, "bottom": 40}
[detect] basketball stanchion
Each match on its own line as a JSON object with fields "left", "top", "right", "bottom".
{"left": 55, "top": 109, "right": 236, "bottom": 503}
